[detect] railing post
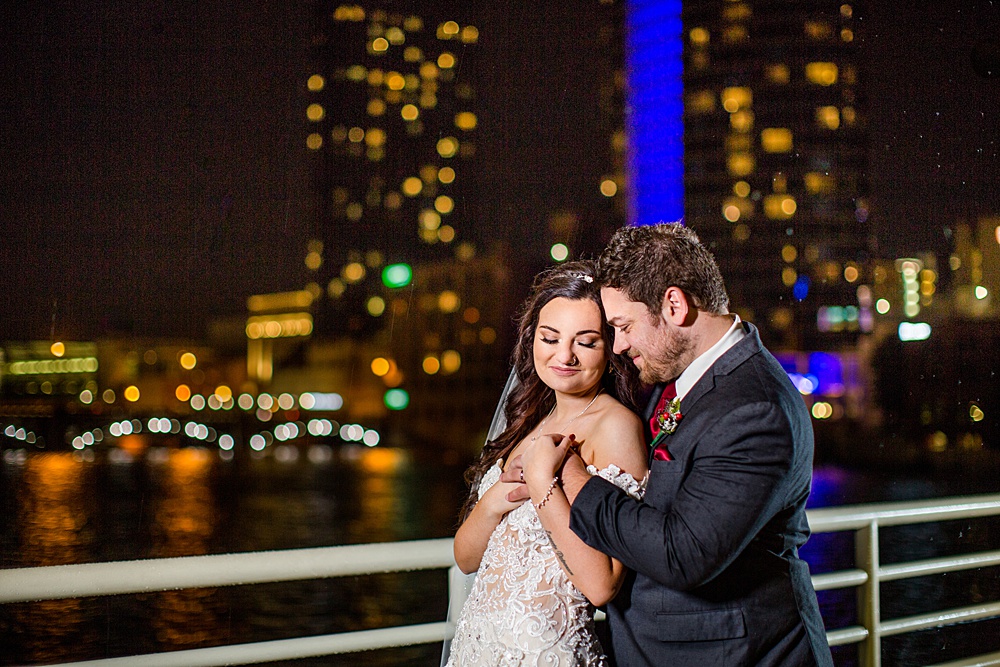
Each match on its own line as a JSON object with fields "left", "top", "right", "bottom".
{"left": 856, "top": 520, "right": 881, "bottom": 667}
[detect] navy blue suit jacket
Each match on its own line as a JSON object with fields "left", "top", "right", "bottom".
{"left": 570, "top": 323, "right": 833, "bottom": 666}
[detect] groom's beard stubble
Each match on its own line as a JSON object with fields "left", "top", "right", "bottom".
{"left": 636, "top": 320, "right": 695, "bottom": 386}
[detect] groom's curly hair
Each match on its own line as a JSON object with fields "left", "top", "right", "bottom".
{"left": 596, "top": 222, "right": 730, "bottom": 317}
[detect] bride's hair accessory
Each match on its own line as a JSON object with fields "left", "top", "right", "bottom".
{"left": 574, "top": 273, "right": 594, "bottom": 283}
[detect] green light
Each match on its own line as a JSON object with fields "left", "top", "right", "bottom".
{"left": 382, "top": 263, "right": 413, "bottom": 288}
{"left": 384, "top": 388, "right": 410, "bottom": 410}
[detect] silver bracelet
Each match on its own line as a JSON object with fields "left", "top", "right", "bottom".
{"left": 536, "top": 476, "right": 561, "bottom": 508}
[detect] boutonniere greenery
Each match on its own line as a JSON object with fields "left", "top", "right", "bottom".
{"left": 655, "top": 397, "right": 683, "bottom": 437}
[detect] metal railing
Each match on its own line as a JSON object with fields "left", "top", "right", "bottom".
{"left": 2, "top": 494, "right": 999, "bottom": 667}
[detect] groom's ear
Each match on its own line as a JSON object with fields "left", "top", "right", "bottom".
{"left": 661, "top": 286, "right": 690, "bottom": 325}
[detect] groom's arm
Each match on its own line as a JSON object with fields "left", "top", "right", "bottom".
{"left": 568, "top": 400, "right": 798, "bottom": 592}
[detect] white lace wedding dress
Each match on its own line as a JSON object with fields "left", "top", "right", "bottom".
{"left": 445, "top": 461, "right": 645, "bottom": 666}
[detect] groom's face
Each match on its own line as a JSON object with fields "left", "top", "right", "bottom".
{"left": 601, "top": 286, "right": 693, "bottom": 384}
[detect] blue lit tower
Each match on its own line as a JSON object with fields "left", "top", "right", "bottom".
{"left": 680, "top": 0, "right": 872, "bottom": 349}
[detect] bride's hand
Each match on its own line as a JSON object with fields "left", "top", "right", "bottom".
{"left": 478, "top": 465, "right": 528, "bottom": 518}
{"left": 521, "top": 433, "right": 576, "bottom": 491}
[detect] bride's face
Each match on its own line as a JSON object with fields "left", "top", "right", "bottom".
{"left": 532, "top": 297, "right": 608, "bottom": 397}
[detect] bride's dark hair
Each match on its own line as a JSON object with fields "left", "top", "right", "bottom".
{"left": 459, "top": 260, "right": 642, "bottom": 522}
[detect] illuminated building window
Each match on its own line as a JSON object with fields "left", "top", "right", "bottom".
{"left": 600, "top": 179, "right": 618, "bottom": 197}
{"left": 842, "top": 106, "right": 857, "bottom": 126}
{"left": 438, "top": 166, "right": 456, "bottom": 184}
{"left": 727, "top": 152, "right": 755, "bottom": 177}
{"left": 733, "top": 181, "right": 751, "bottom": 197}
{"left": 765, "top": 64, "right": 790, "bottom": 84}
{"left": 438, "top": 52, "right": 456, "bottom": 68}
{"left": 804, "top": 21, "right": 833, "bottom": 40}
{"left": 346, "top": 202, "right": 363, "bottom": 220}
{"left": 782, "top": 267, "right": 798, "bottom": 286}
{"left": 689, "top": 27, "right": 709, "bottom": 45}
{"left": 386, "top": 72, "right": 405, "bottom": 90}
{"left": 805, "top": 62, "right": 838, "bottom": 86}
{"left": 761, "top": 128, "right": 793, "bottom": 153}
{"left": 841, "top": 4, "right": 853, "bottom": 18}
{"left": 437, "top": 136, "right": 459, "bottom": 158}
{"left": 420, "top": 62, "right": 439, "bottom": 79}
{"left": 725, "top": 134, "right": 751, "bottom": 151}
{"left": 804, "top": 172, "right": 837, "bottom": 194}
{"left": 816, "top": 106, "right": 840, "bottom": 130}
{"left": 722, "top": 196, "right": 753, "bottom": 222}
{"left": 348, "top": 127, "right": 365, "bottom": 143}
{"left": 721, "top": 87, "right": 752, "bottom": 112}
{"left": 404, "top": 46, "right": 422, "bottom": 62}
{"left": 722, "top": 25, "right": 748, "bottom": 43}
{"left": 440, "top": 21, "right": 460, "bottom": 38}
{"left": 386, "top": 27, "right": 405, "bottom": 45}
{"left": 722, "top": 3, "right": 751, "bottom": 21}
{"left": 686, "top": 90, "right": 715, "bottom": 114}
{"left": 371, "top": 37, "right": 389, "bottom": 53}
{"left": 401, "top": 104, "right": 419, "bottom": 121}
{"left": 402, "top": 176, "right": 423, "bottom": 196}
{"left": 782, "top": 244, "right": 798, "bottom": 263}
{"left": 730, "top": 110, "right": 754, "bottom": 133}
{"left": 764, "top": 194, "right": 797, "bottom": 219}
{"left": 306, "top": 133, "right": 323, "bottom": 150}
{"left": 841, "top": 28, "right": 854, "bottom": 42}
{"left": 367, "top": 69, "right": 384, "bottom": 86}
{"left": 435, "top": 195, "right": 454, "bottom": 214}
{"left": 404, "top": 74, "right": 420, "bottom": 91}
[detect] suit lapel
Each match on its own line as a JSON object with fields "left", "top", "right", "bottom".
{"left": 675, "top": 322, "right": 763, "bottom": 417}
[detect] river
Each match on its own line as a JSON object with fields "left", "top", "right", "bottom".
{"left": 1, "top": 441, "right": 998, "bottom": 666}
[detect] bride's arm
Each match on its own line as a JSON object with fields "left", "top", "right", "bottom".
{"left": 524, "top": 407, "right": 647, "bottom": 605}
{"left": 454, "top": 473, "right": 527, "bottom": 574}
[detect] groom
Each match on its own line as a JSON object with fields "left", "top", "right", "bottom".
{"left": 507, "top": 222, "right": 833, "bottom": 666}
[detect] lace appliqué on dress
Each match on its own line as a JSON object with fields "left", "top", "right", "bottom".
{"left": 446, "top": 462, "right": 646, "bottom": 666}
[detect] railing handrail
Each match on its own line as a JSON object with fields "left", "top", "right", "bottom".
{"left": 2, "top": 493, "right": 999, "bottom": 667}
{"left": 0, "top": 538, "right": 455, "bottom": 604}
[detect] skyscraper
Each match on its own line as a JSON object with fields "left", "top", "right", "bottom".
{"left": 681, "top": 0, "right": 872, "bottom": 350}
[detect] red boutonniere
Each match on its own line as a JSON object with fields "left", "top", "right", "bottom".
{"left": 655, "top": 397, "right": 683, "bottom": 437}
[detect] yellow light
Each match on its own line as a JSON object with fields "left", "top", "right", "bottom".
{"left": 782, "top": 267, "right": 798, "bottom": 286}
{"left": 401, "top": 104, "right": 419, "bottom": 121}
{"left": 124, "top": 386, "right": 140, "bottom": 402}
{"left": 386, "top": 26, "right": 405, "bottom": 44}
{"left": 730, "top": 109, "right": 754, "bottom": 132}
{"left": 442, "top": 21, "right": 460, "bottom": 35}
{"left": 367, "top": 99, "right": 386, "bottom": 116}
{"left": 480, "top": 327, "right": 497, "bottom": 344}
{"left": 441, "top": 350, "right": 462, "bottom": 374}
{"left": 970, "top": 404, "right": 985, "bottom": 422}
{"left": 364, "top": 127, "right": 386, "bottom": 147}
{"left": 805, "top": 62, "right": 838, "bottom": 86}
{"left": 423, "top": 355, "right": 441, "bottom": 374}
{"left": 460, "top": 26, "right": 479, "bottom": 43}
{"left": 103, "top": 389, "right": 116, "bottom": 404}
{"left": 438, "top": 225, "right": 456, "bottom": 243}
{"left": 733, "top": 181, "right": 751, "bottom": 197}
{"left": 438, "top": 166, "right": 456, "bottom": 183}
{"left": 438, "top": 52, "right": 456, "bottom": 69}
{"left": 305, "top": 250, "right": 322, "bottom": 270}
{"left": 600, "top": 179, "right": 618, "bottom": 197}
{"left": 455, "top": 111, "right": 477, "bottom": 130}
{"left": 367, "top": 296, "right": 386, "bottom": 316}
{"left": 727, "top": 152, "right": 754, "bottom": 176}
{"left": 435, "top": 195, "right": 454, "bottom": 214}
{"left": 175, "top": 384, "right": 192, "bottom": 402}
{"left": 402, "top": 176, "right": 423, "bottom": 196}
{"left": 766, "top": 64, "right": 790, "bottom": 84}
{"left": 215, "top": 385, "right": 233, "bottom": 402}
{"left": 721, "top": 87, "right": 752, "bottom": 112}
{"left": 342, "top": 262, "right": 366, "bottom": 283}
{"left": 995, "top": 226, "right": 1000, "bottom": 245}
{"left": 439, "top": 290, "right": 461, "bottom": 313}
{"left": 180, "top": 352, "right": 197, "bottom": 370}
{"left": 306, "top": 133, "right": 323, "bottom": 150}
{"left": 761, "top": 128, "right": 793, "bottom": 153}
{"left": 550, "top": 243, "right": 569, "bottom": 262}
{"left": 372, "top": 37, "right": 389, "bottom": 52}
{"left": 404, "top": 46, "right": 422, "bottom": 62}
{"left": 348, "top": 127, "right": 365, "bottom": 142}
{"left": 50, "top": 341, "right": 65, "bottom": 357}
{"left": 816, "top": 106, "right": 840, "bottom": 130}
{"left": 437, "top": 137, "right": 459, "bottom": 158}
{"left": 371, "top": 357, "right": 391, "bottom": 376}
{"left": 782, "top": 245, "right": 798, "bottom": 263}
{"left": 975, "top": 286, "right": 989, "bottom": 300}
{"left": 420, "top": 209, "right": 442, "bottom": 230}
{"left": 463, "top": 307, "right": 480, "bottom": 324}
{"left": 723, "top": 205, "right": 741, "bottom": 222}
{"left": 844, "top": 265, "right": 859, "bottom": 282}
{"left": 307, "top": 74, "right": 325, "bottom": 91}
{"left": 841, "top": 28, "right": 854, "bottom": 42}
{"left": 689, "top": 27, "right": 709, "bottom": 44}
{"left": 306, "top": 103, "right": 325, "bottom": 121}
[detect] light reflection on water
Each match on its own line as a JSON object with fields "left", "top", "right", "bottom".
{"left": 1, "top": 449, "right": 998, "bottom": 666}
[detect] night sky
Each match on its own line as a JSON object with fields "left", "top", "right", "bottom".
{"left": 1, "top": 1, "right": 999, "bottom": 341}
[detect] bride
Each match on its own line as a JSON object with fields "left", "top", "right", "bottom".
{"left": 446, "top": 261, "right": 648, "bottom": 666}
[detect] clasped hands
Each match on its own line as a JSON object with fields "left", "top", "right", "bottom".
{"left": 499, "top": 433, "right": 583, "bottom": 504}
